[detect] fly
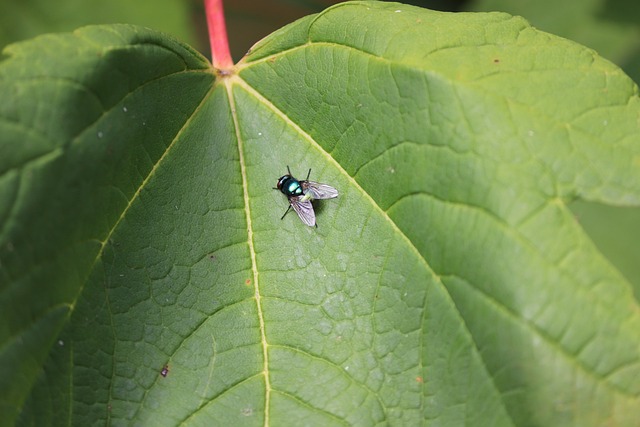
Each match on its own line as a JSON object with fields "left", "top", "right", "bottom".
{"left": 274, "top": 166, "right": 338, "bottom": 227}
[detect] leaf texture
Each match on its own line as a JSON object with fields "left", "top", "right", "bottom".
{"left": 1, "top": 2, "right": 639, "bottom": 426}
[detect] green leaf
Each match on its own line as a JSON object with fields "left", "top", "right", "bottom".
{"left": 465, "top": 0, "right": 640, "bottom": 291}
{"left": 466, "top": 0, "right": 640, "bottom": 83}
{"left": 570, "top": 200, "right": 640, "bottom": 302}
{"left": 0, "top": 0, "right": 199, "bottom": 52}
{"left": 1, "top": 1, "right": 640, "bottom": 425}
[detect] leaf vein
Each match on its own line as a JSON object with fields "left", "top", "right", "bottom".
{"left": 224, "top": 79, "right": 271, "bottom": 427}
{"left": 445, "top": 273, "right": 638, "bottom": 397}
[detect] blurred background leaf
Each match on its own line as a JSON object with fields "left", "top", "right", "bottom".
{"left": 0, "top": 0, "right": 201, "bottom": 51}
{"left": 571, "top": 201, "right": 640, "bottom": 301}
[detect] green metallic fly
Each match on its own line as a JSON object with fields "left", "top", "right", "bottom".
{"left": 274, "top": 166, "right": 338, "bottom": 227}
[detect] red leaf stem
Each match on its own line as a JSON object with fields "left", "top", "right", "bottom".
{"left": 204, "top": 0, "right": 234, "bottom": 71}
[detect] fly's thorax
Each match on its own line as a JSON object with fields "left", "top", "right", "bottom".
{"left": 277, "top": 175, "right": 303, "bottom": 197}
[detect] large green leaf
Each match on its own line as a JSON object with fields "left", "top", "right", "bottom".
{"left": 1, "top": 1, "right": 639, "bottom": 425}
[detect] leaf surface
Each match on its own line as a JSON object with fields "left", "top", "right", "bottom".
{"left": 1, "top": 2, "right": 639, "bottom": 426}
{"left": 466, "top": 0, "right": 640, "bottom": 290}
{"left": 467, "top": 0, "right": 640, "bottom": 87}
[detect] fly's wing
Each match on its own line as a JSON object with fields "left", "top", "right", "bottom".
{"left": 303, "top": 181, "right": 339, "bottom": 200}
{"left": 290, "top": 196, "right": 316, "bottom": 227}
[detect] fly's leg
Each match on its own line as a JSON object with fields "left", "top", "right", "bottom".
{"left": 280, "top": 205, "right": 293, "bottom": 220}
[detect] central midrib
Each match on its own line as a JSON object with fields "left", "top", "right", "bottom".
{"left": 224, "top": 78, "right": 271, "bottom": 427}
